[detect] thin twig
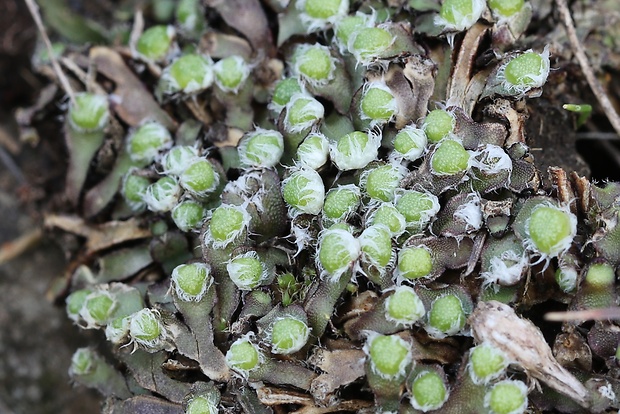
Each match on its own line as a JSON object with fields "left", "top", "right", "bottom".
{"left": 545, "top": 307, "right": 620, "bottom": 322}
{"left": 0, "top": 228, "right": 43, "bottom": 265}
{"left": 24, "top": 0, "right": 76, "bottom": 104}
{"left": 555, "top": 0, "right": 620, "bottom": 137}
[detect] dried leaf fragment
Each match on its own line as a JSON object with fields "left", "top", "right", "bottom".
{"left": 469, "top": 300, "right": 591, "bottom": 408}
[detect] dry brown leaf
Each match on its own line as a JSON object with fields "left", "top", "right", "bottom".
{"left": 470, "top": 300, "right": 591, "bottom": 409}
{"left": 44, "top": 214, "right": 151, "bottom": 255}
{"left": 89, "top": 47, "right": 176, "bottom": 131}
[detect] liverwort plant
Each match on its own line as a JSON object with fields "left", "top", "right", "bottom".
{"left": 408, "top": 368, "right": 449, "bottom": 412}
{"left": 430, "top": 139, "right": 471, "bottom": 175}
{"left": 361, "top": 163, "right": 406, "bottom": 202}
{"left": 524, "top": 203, "right": 576, "bottom": 260}
{"left": 348, "top": 25, "right": 395, "bottom": 64}
{"left": 127, "top": 121, "right": 173, "bottom": 165}
{"left": 121, "top": 170, "right": 150, "bottom": 212}
{"left": 329, "top": 131, "right": 381, "bottom": 171}
{"left": 423, "top": 109, "right": 455, "bottom": 144}
{"left": 238, "top": 128, "right": 285, "bottom": 168}
{"left": 488, "top": 0, "right": 526, "bottom": 18}
{"left": 135, "top": 25, "right": 176, "bottom": 62}
{"left": 204, "top": 204, "right": 251, "bottom": 248}
{"left": 292, "top": 44, "right": 336, "bottom": 86}
{"left": 334, "top": 12, "right": 373, "bottom": 54}
{"left": 499, "top": 48, "right": 550, "bottom": 96}
{"left": 170, "top": 262, "right": 213, "bottom": 301}
{"left": 367, "top": 202, "right": 407, "bottom": 237}
{"left": 297, "top": 0, "right": 349, "bottom": 32}
{"left": 484, "top": 379, "right": 528, "bottom": 414}
{"left": 179, "top": 158, "right": 220, "bottom": 198}
{"left": 225, "top": 334, "right": 264, "bottom": 378}
{"left": 65, "top": 92, "right": 110, "bottom": 204}
{"left": 161, "top": 53, "right": 214, "bottom": 95}
{"left": 268, "top": 316, "right": 311, "bottom": 354}
{"left": 282, "top": 166, "right": 325, "bottom": 216}
{"left": 426, "top": 294, "right": 467, "bottom": 338}
{"left": 364, "top": 332, "right": 412, "bottom": 379}
{"left": 384, "top": 285, "right": 425, "bottom": 327}
{"left": 394, "top": 190, "right": 440, "bottom": 230}
{"left": 161, "top": 145, "right": 200, "bottom": 175}
{"left": 391, "top": 125, "right": 427, "bottom": 161}
{"left": 467, "top": 342, "right": 509, "bottom": 384}
{"left": 359, "top": 80, "right": 398, "bottom": 125}
{"left": 269, "top": 77, "right": 303, "bottom": 115}
{"left": 435, "top": 0, "right": 486, "bottom": 33}
{"left": 296, "top": 132, "right": 330, "bottom": 169}
{"left": 213, "top": 55, "right": 251, "bottom": 94}
{"left": 226, "top": 251, "right": 270, "bottom": 290}
{"left": 395, "top": 245, "right": 433, "bottom": 281}
{"left": 359, "top": 224, "right": 394, "bottom": 271}
{"left": 316, "top": 227, "right": 361, "bottom": 281}
{"left": 128, "top": 308, "right": 169, "bottom": 352}
{"left": 284, "top": 93, "right": 325, "bottom": 133}
{"left": 171, "top": 200, "right": 207, "bottom": 232}
{"left": 322, "top": 184, "right": 361, "bottom": 223}
{"left": 144, "top": 176, "right": 181, "bottom": 212}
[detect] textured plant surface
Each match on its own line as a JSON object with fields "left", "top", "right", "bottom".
{"left": 17, "top": 0, "right": 620, "bottom": 413}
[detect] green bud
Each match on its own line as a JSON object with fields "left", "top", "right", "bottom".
{"left": 227, "top": 251, "right": 269, "bottom": 290}
{"left": 435, "top": 0, "right": 486, "bottom": 32}
{"left": 172, "top": 200, "right": 207, "bottom": 232}
{"left": 161, "top": 145, "right": 200, "bottom": 175}
{"left": 80, "top": 290, "right": 116, "bottom": 327}
{"left": 395, "top": 190, "right": 440, "bottom": 227}
{"left": 297, "top": 132, "right": 330, "bottom": 169}
{"left": 176, "top": 0, "right": 205, "bottom": 33}
{"left": 585, "top": 262, "right": 615, "bottom": 288}
{"left": 316, "top": 228, "right": 361, "bottom": 281}
{"left": 163, "top": 54, "right": 214, "bottom": 94}
{"left": 488, "top": 0, "right": 525, "bottom": 18}
{"left": 430, "top": 139, "right": 471, "bottom": 175}
{"left": 484, "top": 380, "right": 528, "bottom": 414}
{"left": 364, "top": 333, "right": 412, "bottom": 379}
{"left": 144, "top": 176, "right": 181, "bottom": 212}
{"left": 409, "top": 370, "right": 449, "bottom": 412}
{"left": 384, "top": 286, "right": 425, "bottom": 326}
{"left": 299, "top": 0, "right": 349, "bottom": 31}
{"left": 136, "top": 25, "right": 175, "bottom": 61}
{"left": 525, "top": 204, "right": 576, "bottom": 258}
{"left": 186, "top": 394, "right": 218, "bottom": 414}
{"left": 323, "top": 184, "right": 361, "bottom": 222}
{"left": 293, "top": 44, "right": 335, "bottom": 86}
{"left": 238, "top": 128, "right": 284, "bottom": 168}
{"left": 330, "top": 131, "right": 380, "bottom": 171}
{"left": 359, "top": 224, "right": 393, "bottom": 269}
{"left": 179, "top": 158, "right": 219, "bottom": 197}
{"left": 127, "top": 122, "right": 173, "bottom": 164}
{"left": 396, "top": 246, "right": 433, "bottom": 280}
{"left": 121, "top": 171, "right": 150, "bottom": 211}
{"left": 225, "top": 335, "right": 263, "bottom": 375}
{"left": 206, "top": 204, "right": 250, "bottom": 248}
{"left": 284, "top": 94, "right": 325, "bottom": 133}
{"left": 270, "top": 77, "right": 303, "bottom": 113}
{"left": 501, "top": 48, "right": 550, "bottom": 95}
{"left": 66, "top": 288, "right": 93, "bottom": 322}
{"left": 104, "top": 316, "right": 130, "bottom": 344}
{"left": 129, "top": 308, "right": 167, "bottom": 351}
{"left": 171, "top": 262, "right": 212, "bottom": 301}
{"left": 349, "top": 26, "right": 394, "bottom": 63}
{"left": 368, "top": 202, "right": 407, "bottom": 237}
{"left": 282, "top": 167, "right": 325, "bottom": 216}
{"left": 68, "top": 92, "right": 109, "bottom": 132}
{"left": 427, "top": 294, "right": 466, "bottom": 338}
{"left": 423, "top": 109, "right": 455, "bottom": 144}
{"left": 360, "top": 80, "right": 398, "bottom": 124}
{"left": 269, "top": 316, "right": 311, "bottom": 354}
{"left": 213, "top": 55, "right": 251, "bottom": 93}
{"left": 468, "top": 343, "right": 509, "bottom": 384}
{"left": 362, "top": 163, "right": 406, "bottom": 202}
{"left": 392, "top": 125, "right": 427, "bottom": 161}
{"left": 334, "top": 12, "right": 371, "bottom": 52}
{"left": 70, "top": 347, "right": 96, "bottom": 376}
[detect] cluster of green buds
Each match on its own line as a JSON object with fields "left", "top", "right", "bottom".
{"left": 51, "top": 0, "right": 620, "bottom": 413}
